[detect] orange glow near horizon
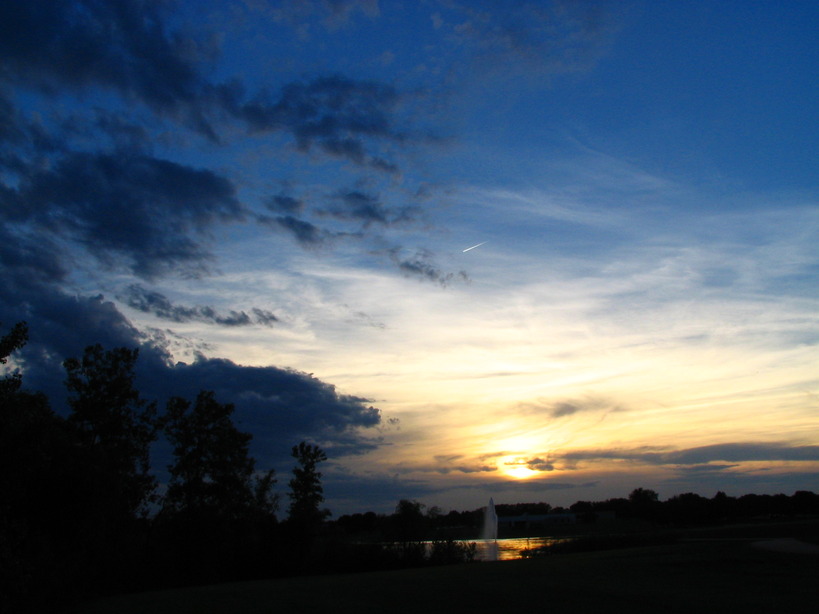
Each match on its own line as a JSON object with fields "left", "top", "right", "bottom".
{"left": 498, "top": 456, "right": 540, "bottom": 480}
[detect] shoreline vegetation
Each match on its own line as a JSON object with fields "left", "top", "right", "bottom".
{"left": 76, "top": 517, "right": 819, "bottom": 614}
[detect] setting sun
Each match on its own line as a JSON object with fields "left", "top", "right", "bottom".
{"left": 499, "top": 456, "right": 540, "bottom": 480}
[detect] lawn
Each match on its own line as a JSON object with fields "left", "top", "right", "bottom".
{"left": 75, "top": 536, "right": 819, "bottom": 614}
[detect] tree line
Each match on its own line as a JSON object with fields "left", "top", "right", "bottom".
{"left": 333, "top": 488, "right": 819, "bottom": 543}
{"left": 0, "top": 322, "right": 329, "bottom": 612}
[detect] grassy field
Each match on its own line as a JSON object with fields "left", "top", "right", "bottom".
{"left": 75, "top": 531, "right": 819, "bottom": 614}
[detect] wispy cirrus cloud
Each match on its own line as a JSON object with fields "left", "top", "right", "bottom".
{"left": 260, "top": 0, "right": 381, "bottom": 31}
{"left": 517, "top": 397, "right": 620, "bottom": 419}
{"left": 430, "top": 0, "right": 619, "bottom": 78}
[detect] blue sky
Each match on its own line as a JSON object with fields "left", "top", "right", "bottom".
{"left": 1, "top": 0, "right": 818, "bottom": 515}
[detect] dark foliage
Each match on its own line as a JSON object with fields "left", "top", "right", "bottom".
{"left": 287, "top": 441, "right": 330, "bottom": 535}
{"left": 388, "top": 499, "right": 429, "bottom": 542}
{"left": 162, "top": 391, "right": 273, "bottom": 519}
{"left": 0, "top": 323, "right": 285, "bottom": 610}
{"left": 64, "top": 344, "right": 159, "bottom": 520}
{"left": 149, "top": 391, "right": 279, "bottom": 586}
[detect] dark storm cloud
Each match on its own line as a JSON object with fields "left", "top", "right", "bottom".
{"left": 240, "top": 75, "right": 406, "bottom": 172}
{"left": 326, "top": 190, "right": 390, "bottom": 225}
{"left": 0, "top": 236, "right": 142, "bottom": 370}
{"left": 1, "top": 0, "right": 459, "bottom": 500}
{"left": 121, "top": 285, "right": 279, "bottom": 328}
{"left": 0, "top": 90, "right": 65, "bottom": 174}
{"left": 0, "top": 0, "right": 439, "bottom": 304}
{"left": 0, "top": 0, "right": 224, "bottom": 139}
{"left": 387, "top": 247, "right": 470, "bottom": 287}
{"left": 261, "top": 214, "right": 332, "bottom": 247}
{"left": 153, "top": 355, "right": 382, "bottom": 457}
{"left": 1, "top": 225, "right": 379, "bottom": 463}
{"left": 1, "top": 290, "right": 154, "bottom": 410}
{"left": 0, "top": 226, "right": 67, "bottom": 285}
{"left": 8, "top": 151, "right": 243, "bottom": 278}
{"left": 322, "top": 189, "right": 418, "bottom": 227}
{"left": 92, "top": 110, "right": 153, "bottom": 151}
{"left": 0, "top": 2, "right": 415, "bottom": 165}
{"left": 2, "top": 284, "right": 382, "bottom": 464}
{"left": 0, "top": 91, "right": 27, "bottom": 148}
{"left": 260, "top": 187, "right": 418, "bottom": 247}
{"left": 265, "top": 194, "right": 305, "bottom": 215}
{"left": 367, "top": 156, "right": 400, "bottom": 174}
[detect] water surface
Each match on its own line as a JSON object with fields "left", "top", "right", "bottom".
{"left": 473, "top": 537, "right": 572, "bottom": 561}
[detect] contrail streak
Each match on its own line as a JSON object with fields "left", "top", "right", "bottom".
{"left": 462, "top": 241, "right": 487, "bottom": 253}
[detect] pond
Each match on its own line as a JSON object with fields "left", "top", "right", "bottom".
{"left": 472, "top": 537, "right": 573, "bottom": 561}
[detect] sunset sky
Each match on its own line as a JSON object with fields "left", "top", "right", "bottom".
{"left": 1, "top": 0, "right": 818, "bottom": 515}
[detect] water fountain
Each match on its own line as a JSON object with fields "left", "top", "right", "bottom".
{"left": 482, "top": 497, "right": 499, "bottom": 561}
{"left": 482, "top": 497, "right": 498, "bottom": 540}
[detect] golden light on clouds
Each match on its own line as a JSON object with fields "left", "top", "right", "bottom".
{"left": 499, "top": 456, "right": 541, "bottom": 480}
{"left": 199, "top": 191, "right": 819, "bottom": 512}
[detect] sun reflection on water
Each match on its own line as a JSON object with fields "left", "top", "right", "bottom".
{"left": 474, "top": 537, "right": 571, "bottom": 561}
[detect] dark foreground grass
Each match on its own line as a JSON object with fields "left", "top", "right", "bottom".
{"left": 75, "top": 537, "right": 819, "bottom": 614}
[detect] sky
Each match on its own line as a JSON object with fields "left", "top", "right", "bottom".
{"left": 1, "top": 0, "right": 818, "bottom": 516}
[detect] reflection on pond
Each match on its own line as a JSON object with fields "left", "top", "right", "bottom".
{"left": 473, "top": 537, "right": 573, "bottom": 561}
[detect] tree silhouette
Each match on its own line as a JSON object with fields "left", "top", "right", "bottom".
{"left": 0, "top": 321, "right": 26, "bottom": 357}
{"left": 2, "top": 325, "right": 134, "bottom": 607}
{"left": 158, "top": 391, "right": 277, "bottom": 583}
{"left": 1, "top": 322, "right": 66, "bottom": 609}
{"left": 288, "top": 441, "right": 329, "bottom": 535}
{"left": 162, "top": 390, "right": 276, "bottom": 520}
{"left": 391, "top": 499, "right": 428, "bottom": 542}
{"left": 629, "top": 487, "right": 659, "bottom": 504}
{"left": 628, "top": 488, "right": 661, "bottom": 521}
{"left": 64, "top": 345, "right": 158, "bottom": 519}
